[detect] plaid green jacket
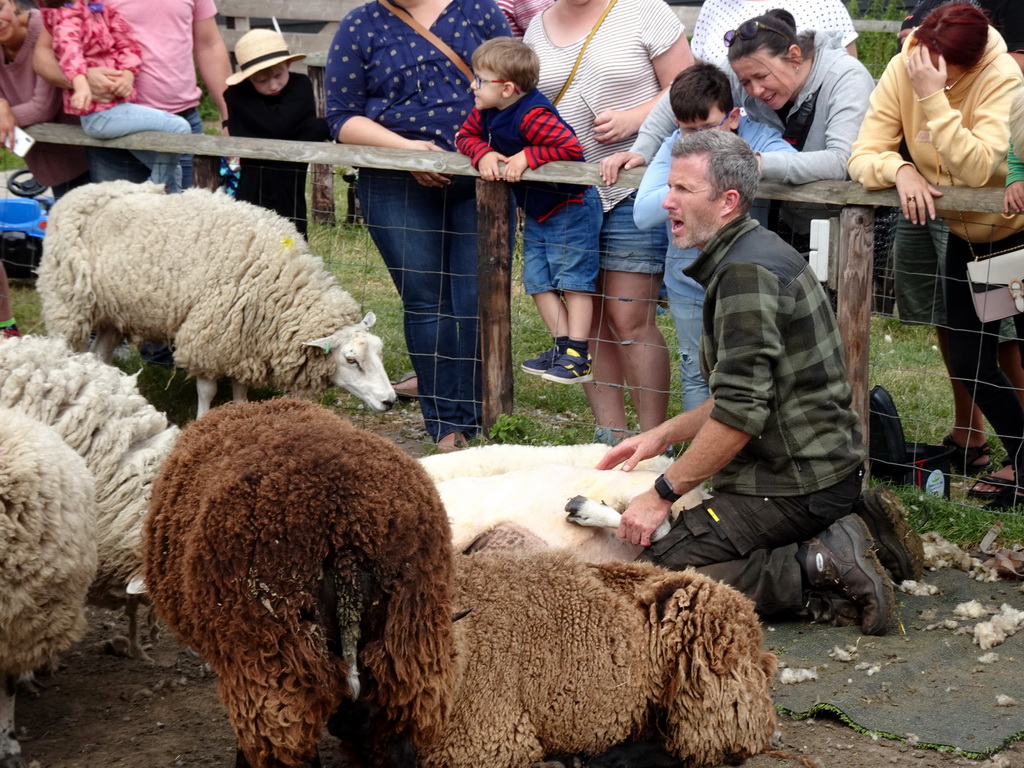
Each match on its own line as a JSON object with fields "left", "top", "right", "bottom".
{"left": 685, "top": 215, "right": 865, "bottom": 496}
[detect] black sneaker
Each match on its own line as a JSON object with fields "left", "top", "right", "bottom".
{"left": 798, "top": 515, "right": 893, "bottom": 635}
{"left": 521, "top": 345, "right": 560, "bottom": 376}
{"left": 854, "top": 486, "right": 924, "bottom": 583}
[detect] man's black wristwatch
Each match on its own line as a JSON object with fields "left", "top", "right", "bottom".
{"left": 653, "top": 473, "right": 681, "bottom": 502}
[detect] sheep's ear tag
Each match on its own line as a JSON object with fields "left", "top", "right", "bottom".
{"left": 303, "top": 336, "right": 333, "bottom": 354}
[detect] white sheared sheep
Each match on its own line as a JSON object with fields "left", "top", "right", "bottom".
{"left": 1, "top": 407, "right": 97, "bottom": 768}
{"left": 0, "top": 335, "right": 177, "bottom": 659}
{"left": 37, "top": 180, "right": 396, "bottom": 417}
{"left": 436, "top": 465, "right": 701, "bottom": 561}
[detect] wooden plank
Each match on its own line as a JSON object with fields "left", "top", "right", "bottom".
{"left": 476, "top": 179, "right": 514, "bottom": 430}
{"left": 23, "top": 123, "right": 1010, "bottom": 214}
{"left": 837, "top": 205, "right": 875, "bottom": 465}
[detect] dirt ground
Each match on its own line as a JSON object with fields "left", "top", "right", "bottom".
{"left": 12, "top": 603, "right": 1023, "bottom": 768}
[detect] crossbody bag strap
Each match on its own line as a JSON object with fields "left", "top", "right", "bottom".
{"left": 378, "top": 0, "right": 475, "bottom": 85}
{"left": 552, "top": 0, "right": 618, "bottom": 106}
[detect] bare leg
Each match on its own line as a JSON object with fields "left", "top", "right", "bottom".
{"left": 599, "top": 270, "right": 670, "bottom": 433}
{"left": 531, "top": 291, "right": 568, "bottom": 336}
{"left": 563, "top": 290, "right": 593, "bottom": 342}
{"left": 584, "top": 271, "right": 629, "bottom": 436}
{"left": 125, "top": 594, "right": 154, "bottom": 662}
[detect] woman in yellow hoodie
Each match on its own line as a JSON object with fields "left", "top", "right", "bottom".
{"left": 849, "top": 1, "right": 1024, "bottom": 510}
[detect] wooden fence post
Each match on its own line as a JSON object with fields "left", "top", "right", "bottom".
{"left": 476, "top": 179, "right": 513, "bottom": 433}
{"left": 307, "top": 62, "right": 337, "bottom": 226}
{"left": 837, "top": 205, "right": 875, "bottom": 474}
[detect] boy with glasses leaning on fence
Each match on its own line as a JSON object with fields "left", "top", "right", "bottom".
{"left": 457, "top": 37, "right": 602, "bottom": 384}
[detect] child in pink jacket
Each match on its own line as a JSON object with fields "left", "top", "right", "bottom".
{"left": 40, "top": 0, "right": 191, "bottom": 191}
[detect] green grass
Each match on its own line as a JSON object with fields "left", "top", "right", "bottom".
{"left": 847, "top": 0, "right": 906, "bottom": 78}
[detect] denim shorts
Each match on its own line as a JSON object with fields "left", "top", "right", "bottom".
{"left": 599, "top": 192, "right": 668, "bottom": 274}
{"left": 522, "top": 187, "right": 602, "bottom": 294}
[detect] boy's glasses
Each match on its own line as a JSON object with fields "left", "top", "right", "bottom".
{"left": 680, "top": 114, "right": 731, "bottom": 133}
{"left": 473, "top": 75, "right": 518, "bottom": 92}
{"left": 723, "top": 21, "right": 791, "bottom": 48}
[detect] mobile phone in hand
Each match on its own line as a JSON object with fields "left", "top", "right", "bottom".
{"left": 11, "top": 126, "right": 35, "bottom": 157}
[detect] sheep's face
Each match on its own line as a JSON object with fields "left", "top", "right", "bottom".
{"left": 304, "top": 313, "right": 397, "bottom": 412}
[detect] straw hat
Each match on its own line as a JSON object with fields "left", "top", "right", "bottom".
{"left": 226, "top": 29, "right": 305, "bottom": 86}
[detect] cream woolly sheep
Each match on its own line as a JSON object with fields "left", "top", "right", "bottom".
{"left": 0, "top": 335, "right": 178, "bottom": 660}
{"left": 1, "top": 407, "right": 98, "bottom": 768}
{"left": 436, "top": 464, "right": 703, "bottom": 562}
{"left": 422, "top": 550, "right": 778, "bottom": 768}
{"left": 37, "top": 180, "right": 396, "bottom": 417}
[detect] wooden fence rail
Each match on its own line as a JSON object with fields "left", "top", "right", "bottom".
{"left": 23, "top": 122, "right": 1004, "bottom": 434}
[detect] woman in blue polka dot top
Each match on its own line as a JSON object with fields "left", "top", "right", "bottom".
{"left": 326, "top": 0, "right": 510, "bottom": 451}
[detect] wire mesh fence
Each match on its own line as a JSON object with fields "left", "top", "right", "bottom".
{"left": 4, "top": 122, "right": 1021, "bottom": 520}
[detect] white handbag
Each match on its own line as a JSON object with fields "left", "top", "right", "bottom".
{"left": 965, "top": 248, "right": 1024, "bottom": 322}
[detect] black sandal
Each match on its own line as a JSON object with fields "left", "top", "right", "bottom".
{"left": 967, "top": 472, "right": 1014, "bottom": 500}
{"left": 984, "top": 484, "right": 1024, "bottom": 511}
{"left": 942, "top": 434, "right": 994, "bottom": 475}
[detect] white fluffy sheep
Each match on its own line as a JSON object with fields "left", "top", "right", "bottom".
{"left": 0, "top": 335, "right": 177, "bottom": 659}
{"left": 1, "top": 407, "right": 98, "bottom": 768}
{"left": 420, "top": 444, "right": 702, "bottom": 561}
{"left": 37, "top": 180, "right": 396, "bottom": 417}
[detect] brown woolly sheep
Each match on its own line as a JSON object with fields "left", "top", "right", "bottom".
{"left": 142, "top": 398, "right": 454, "bottom": 768}
{"left": 425, "top": 550, "right": 778, "bottom": 768}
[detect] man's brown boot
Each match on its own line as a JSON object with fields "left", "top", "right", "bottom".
{"left": 798, "top": 515, "right": 894, "bottom": 635}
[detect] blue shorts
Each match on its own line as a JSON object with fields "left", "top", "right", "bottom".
{"left": 599, "top": 192, "right": 668, "bottom": 274}
{"left": 522, "top": 187, "right": 602, "bottom": 295}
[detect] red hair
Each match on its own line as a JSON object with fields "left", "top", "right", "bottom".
{"left": 914, "top": 1, "right": 991, "bottom": 70}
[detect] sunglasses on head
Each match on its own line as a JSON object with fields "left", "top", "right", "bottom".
{"left": 723, "top": 21, "right": 791, "bottom": 48}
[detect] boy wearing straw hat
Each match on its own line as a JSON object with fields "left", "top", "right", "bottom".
{"left": 223, "top": 29, "right": 329, "bottom": 235}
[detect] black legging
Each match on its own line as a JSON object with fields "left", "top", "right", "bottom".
{"left": 944, "top": 229, "right": 1024, "bottom": 488}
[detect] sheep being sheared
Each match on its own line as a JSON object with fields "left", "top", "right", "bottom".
{"left": 1, "top": 407, "right": 98, "bottom": 768}
{"left": 433, "top": 461, "right": 704, "bottom": 561}
{"left": 37, "top": 180, "right": 395, "bottom": 417}
{"left": 426, "top": 550, "right": 777, "bottom": 768}
{"left": 143, "top": 398, "right": 454, "bottom": 768}
{"left": 0, "top": 335, "right": 178, "bottom": 660}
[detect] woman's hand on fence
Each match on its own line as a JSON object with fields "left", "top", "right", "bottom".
{"left": 599, "top": 151, "right": 646, "bottom": 185}
{"left": 895, "top": 164, "right": 942, "bottom": 225}
{"left": 1005, "top": 181, "right": 1024, "bottom": 215}
{"left": 408, "top": 139, "right": 451, "bottom": 187}
{"left": 905, "top": 44, "right": 947, "bottom": 101}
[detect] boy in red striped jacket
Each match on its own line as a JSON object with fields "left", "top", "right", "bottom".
{"left": 457, "top": 37, "right": 601, "bottom": 384}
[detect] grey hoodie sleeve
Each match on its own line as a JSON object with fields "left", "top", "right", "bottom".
{"left": 628, "top": 90, "right": 677, "bottom": 162}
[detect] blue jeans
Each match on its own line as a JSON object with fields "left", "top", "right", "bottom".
{"left": 357, "top": 168, "right": 484, "bottom": 442}
{"left": 88, "top": 106, "right": 200, "bottom": 190}
{"left": 665, "top": 285, "right": 710, "bottom": 412}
